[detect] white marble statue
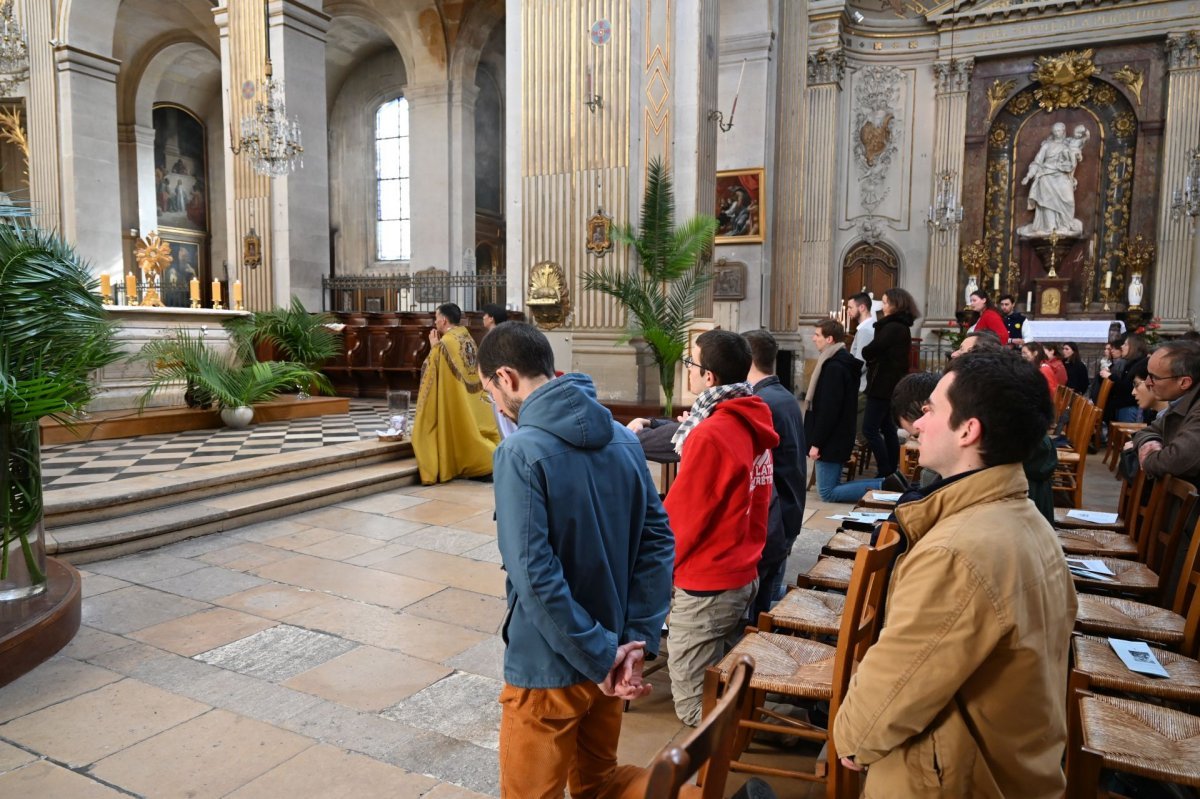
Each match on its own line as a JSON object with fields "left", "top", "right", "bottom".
{"left": 1018, "top": 122, "right": 1089, "bottom": 238}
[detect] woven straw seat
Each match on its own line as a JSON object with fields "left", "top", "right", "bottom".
{"left": 1071, "top": 635, "right": 1200, "bottom": 704}
{"left": 854, "top": 491, "right": 896, "bottom": 511}
{"left": 798, "top": 557, "right": 853, "bottom": 591}
{"left": 1073, "top": 594, "right": 1185, "bottom": 647}
{"left": 1056, "top": 527, "right": 1138, "bottom": 558}
{"left": 822, "top": 531, "right": 869, "bottom": 558}
{"left": 1072, "top": 557, "right": 1159, "bottom": 595}
{"left": 714, "top": 632, "right": 835, "bottom": 699}
{"left": 1054, "top": 507, "right": 1125, "bottom": 532}
{"left": 761, "top": 589, "right": 846, "bottom": 637}
{"left": 1067, "top": 694, "right": 1200, "bottom": 794}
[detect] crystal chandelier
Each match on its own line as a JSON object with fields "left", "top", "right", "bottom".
{"left": 231, "top": 2, "right": 302, "bottom": 178}
{"left": 1170, "top": 147, "right": 1200, "bottom": 222}
{"left": 926, "top": 170, "right": 963, "bottom": 244}
{"left": 0, "top": 0, "right": 29, "bottom": 97}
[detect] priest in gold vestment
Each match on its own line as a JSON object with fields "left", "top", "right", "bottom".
{"left": 413, "top": 303, "right": 500, "bottom": 484}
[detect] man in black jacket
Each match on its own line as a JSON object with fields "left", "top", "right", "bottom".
{"left": 742, "top": 329, "right": 806, "bottom": 617}
{"left": 806, "top": 320, "right": 876, "bottom": 503}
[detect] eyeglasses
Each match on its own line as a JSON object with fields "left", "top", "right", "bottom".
{"left": 1146, "top": 371, "right": 1182, "bottom": 385}
{"left": 681, "top": 355, "right": 707, "bottom": 373}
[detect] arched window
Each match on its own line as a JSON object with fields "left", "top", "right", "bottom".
{"left": 375, "top": 97, "right": 410, "bottom": 261}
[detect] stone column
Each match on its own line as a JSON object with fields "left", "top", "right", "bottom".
{"left": 22, "top": 0, "right": 59, "bottom": 228}
{"left": 797, "top": 47, "right": 844, "bottom": 320}
{"left": 1157, "top": 31, "right": 1200, "bottom": 326}
{"left": 769, "top": 0, "right": 808, "bottom": 332}
{"left": 55, "top": 45, "right": 123, "bottom": 275}
{"left": 448, "top": 80, "right": 479, "bottom": 287}
{"left": 926, "top": 57, "right": 974, "bottom": 324}
{"left": 267, "top": 0, "right": 330, "bottom": 308}
{"left": 406, "top": 81, "right": 455, "bottom": 272}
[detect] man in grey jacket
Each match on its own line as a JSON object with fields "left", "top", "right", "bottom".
{"left": 479, "top": 322, "right": 675, "bottom": 799}
{"left": 1132, "top": 340, "right": 1200, "bottom": 484}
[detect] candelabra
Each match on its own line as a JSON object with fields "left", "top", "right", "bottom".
{"left": 926, "top": 170, "right": 963, "bottom": 244}
{"left": 0, "top": 0, "right": 28, "bottom": 97}
{"left": 1171, "top": 147, "right": 1200, "bottom": 221}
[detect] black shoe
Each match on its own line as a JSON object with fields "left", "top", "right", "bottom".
{"left": 881, "top": 471, "right": 910, "bottom": 492}
{"left": 731, "top": 777, "right": 778, "bottom": 799}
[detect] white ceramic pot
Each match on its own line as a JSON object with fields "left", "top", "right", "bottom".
{"left": 1128, "top": 273, "right": 1143, "bottom": 309}
{"left": 220, "top": 405, "right": 254, "bottom": 429}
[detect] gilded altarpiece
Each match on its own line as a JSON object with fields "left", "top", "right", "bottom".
{"left": 967, "top": 44, "right": 1165, "bottom": 313}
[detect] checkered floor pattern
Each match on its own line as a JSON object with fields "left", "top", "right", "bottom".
{"left": 41, "top": 401, "right": 399, "bottom": 487}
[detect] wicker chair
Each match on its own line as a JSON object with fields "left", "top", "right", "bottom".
{"left": 644, "top": 654, "right": 755, "bottom": 799}
{"left": 1056, "top": 468, "right": 1161, "bottom": 559}
{"left": 1070, "top": 476, "right": 1198, "bottom": 604}
{"left": 796, "top": 556, "right": 854, "bottom": 592}
{"left": 1104, "top": 421, "right": 1145, "bottom": 472}
{"left": 1066, "top": 693, "right": 1200, "bottom": 796}
{"left": 701, "top": 524, "right": 902, "bottom": 795}
{"left": 1053, "top": 399, "right": 1103, "bottom": 508}
{"left": 821, "top": 529, "right": 871, "bottom": 559}
{"left": 1074, "top": 513, "right": 1200, "bottom": 650}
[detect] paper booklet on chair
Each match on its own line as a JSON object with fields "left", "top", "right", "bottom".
{"left": 1065, "top": 557, "right": 1116, "bottom": 579}
{"left": 1066, "top": 509, "right": 1119, "bottom": 524}
{"left": 1108, "top": 638, "right": 1170, "bottom": 678}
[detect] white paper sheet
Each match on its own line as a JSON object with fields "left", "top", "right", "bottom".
{"left": 1066, "top": 510, "right": 1119, "bottom": 524}
{"left": 871, "top": 492, "right": 903, "bottom": 502}
{"left": 1108, "top": 638, "right": 1170, "bottom": 678}
{"left": 1065, "top": 557, "right": 1116, "bottom": 576}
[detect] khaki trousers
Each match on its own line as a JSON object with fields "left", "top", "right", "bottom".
{"left": 499, "top": 681, "right": 648, "bottom": 799}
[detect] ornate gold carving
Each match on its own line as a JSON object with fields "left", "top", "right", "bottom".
{"left": 1092, "top": 84, "right": 1117, "bottom": 106}
{"left": 1117, "top": 233, "right": 1154, "bottom": 275}
{"left": 585, "top": 210, "right": 613, "bottom": 257}
{"left": 1113, "top": 112, "right": 1136, "bottom": 139}
{"left": 1111, "top": 66, "right": 1144, "bottom": 105}
{"left": 987, "top": 78, "right": 1016, "bottom": 118}
{"left": 961, "top": 239, "right": 989, "bottom": 279}
{"left": 807, "top": 48, "right": 846, "bottom": 85}
{"left": 932, "top": 58, "right": 973, "bottom": 95}
{"left": 859, "top": 113, "right": 893, "bottom": 168}
{"left": 1166, "top": 32, "right": 1200, "bottom": 71}
{"left": 1101, "top": 151, "right": 1134, "bottom": 292}
{"left": 1008, "top": 91, "right": 1033, "bottom": 116}
{"left": 1030, "top": 49, "right": 1097, "bottom": 111}
{"left": 134, "top": 232, "right": 172, "bottom": 308}
{"left": 1041, "top": 287, "right": 1061, "bottom": 315}
{"left": 0, "top": 105, "right": 27, "bottom": 180}
{"left": 989, "top": 127, "right": 1008, "bottom": 147}
{"left": 526, "top": 261, "right": 571, "bottom": 330}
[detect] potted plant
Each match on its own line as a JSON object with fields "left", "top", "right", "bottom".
{"left": 136, "top": 329, "right": 333, "bottom": 428}
{"left": 582, "top": 157, "right": 718, "bottom": 414}
{"left": 224, "top": 297, "right": 341, "bottom": 398}
{"left": 0, "top": 222, "right": 122, "bottom": 599}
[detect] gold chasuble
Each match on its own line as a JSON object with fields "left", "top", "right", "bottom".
{"left": 412, "top": 326, "right": 500, "bottom": 484}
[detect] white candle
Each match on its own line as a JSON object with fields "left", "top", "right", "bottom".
{"left": 1104, "top": 271, "right": 1112, "bottom": 289}
{"left": 1026, "top": 290, "right": 1033, "bottom": 309}
{"left": 993, "top": 272, "right": 1000, "bottom": 291}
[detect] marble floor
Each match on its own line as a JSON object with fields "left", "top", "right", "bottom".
{"left": 0, "top": 472, "right": 863, "bottom": 799}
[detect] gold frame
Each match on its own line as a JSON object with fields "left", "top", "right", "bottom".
{"left": 156, "top": 226, "right": 209, "bottom": 308}
{"left": 715, "top": 168, "right": 765, "bottom": 244}
{"left": 586, "top": 210, "right": 613, "bottom": 256}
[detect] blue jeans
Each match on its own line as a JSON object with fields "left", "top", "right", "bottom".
{"left": 1115, "top": 405, "right": 1142, "bottom": 423}
{"left": 814, "top": 459, "right": 882, "bottom": 503}
{"left": 862, "top": 396, "right": 900, "bottom": 477}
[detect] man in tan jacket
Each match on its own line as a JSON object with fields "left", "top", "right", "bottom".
{"left": 833, "top": 350, "right": 1077, "bottom": 798}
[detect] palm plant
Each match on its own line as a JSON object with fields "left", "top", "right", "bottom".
{"left": 224, "top": 296, "right": 341, "bottom": 369}
{"left": 136, "top": 329, "right": 333, "bottom": 413}
{"left": 0, "top": 221, "right": 122, "bottom": 592}
{"left": 582, "top": 157, "right": 717, "bottom": 414}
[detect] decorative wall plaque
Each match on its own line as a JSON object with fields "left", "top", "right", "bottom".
{"left": 712, "top": 259, "right": 747, "bottom": 301}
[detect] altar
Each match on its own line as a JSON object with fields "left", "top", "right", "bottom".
{"left": 1022, "top": 319, "right": 1124, "bottom": 344}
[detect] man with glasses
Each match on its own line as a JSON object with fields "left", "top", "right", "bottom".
{"left": 663, "top": 329, "right": 778, "bottom": 726}
{"left": 1131, "top": 340, "right": 1200, "bottom": 483}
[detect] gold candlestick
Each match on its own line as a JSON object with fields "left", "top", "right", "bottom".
{"left": 1046, "top": 230, "right": 1059, "bottom": 278}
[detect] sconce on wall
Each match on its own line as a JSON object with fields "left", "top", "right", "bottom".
{"left": 709, "top": 58, "right": 746, "bottom": 134}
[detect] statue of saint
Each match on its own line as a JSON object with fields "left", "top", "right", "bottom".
{"left": 1018, "top": 122, "right": 1089, "bottom": 238}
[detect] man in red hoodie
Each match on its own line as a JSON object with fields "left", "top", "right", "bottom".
{"left": 664, "top": 329, "right": 778, "bottom": 726}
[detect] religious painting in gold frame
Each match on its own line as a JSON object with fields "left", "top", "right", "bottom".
{"left": 586, "top": 210, "right": 613, "bottom": 256}
{"left": 157, "top": 227, "right": 207, "bottom": 308}
{"left": 715, "top": 168, "right": 765, "bottom": 244}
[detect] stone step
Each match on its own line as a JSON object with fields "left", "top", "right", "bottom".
{"left": 44, "top": 441, "right": 421, "bottom": 564}
{"left": 45, "top": 439, "right": 412, "bottom": 528}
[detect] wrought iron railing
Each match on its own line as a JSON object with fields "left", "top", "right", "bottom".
{"left": 322, "top": 272, "right": 508, "bottom": 314}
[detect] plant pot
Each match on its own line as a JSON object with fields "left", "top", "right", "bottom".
{"left": 1, "top": 420, "right": 47, "bottom": 600}
{"left": 220, "top": 406, "right": 254, "bottom": 429}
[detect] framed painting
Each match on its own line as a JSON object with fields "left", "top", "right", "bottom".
{"left": 158, "top": 228, "right": 206, "bottom": 308}
{"left": 153, "top": 104, "right": 208, "bottom": 234}
{"left": 586, "top": 210, "right": 613, "bottom": 256}
{"left": 715, "top": 168, "right": 765, "bottom": 244}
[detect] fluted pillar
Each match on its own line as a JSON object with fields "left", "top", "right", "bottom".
{"left": 769, "top": 1, "right": 807, "bottom": 331}
{"left": 22, "top": 0, "right": 58, "bottom": 228}
{"left": 55, "top": 45, "right": 123, "bottom": 275}
{"left": 926, "top": 57, "right": 974, "bottom": 323}
{"left": 1157, "top": 31, "right": 1200, "bottom": 326}
{"left": 797, "top": 47, "right": 844, "bottom": 319}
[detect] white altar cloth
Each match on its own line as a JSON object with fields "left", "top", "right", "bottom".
{"left": 1022, "top": 319, "right": 1124, "bottom": 343}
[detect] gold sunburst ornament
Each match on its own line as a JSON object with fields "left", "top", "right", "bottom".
{"left": 1030, "top": 49, "right": 1097, "bottom": 111}
{"left": 134, "top": 231, "right": 173, "bottom": 308}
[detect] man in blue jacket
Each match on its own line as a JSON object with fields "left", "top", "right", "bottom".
{"left": 478, "top": 321, "right": 675, "bottom": 799}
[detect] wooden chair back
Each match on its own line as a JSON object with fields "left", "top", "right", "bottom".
{"left": 644, "top": 655, "right": 755, "bottom": 799}
{"left": 1094, "top": 378, "right": 1114, "bottom": 415}
{"left": 1168, "top": 516, "right": 1200, "bottom": 659}
{"left": 1140, "top": 476, "right": 1199, "bottom": 603}
{"left": 1064, "top": 397, "right": 1099, "bottom": 454}
{"left": 1054, "top": 384, "right": 1074, "bottom": 420}
{"left": 826, "top": 523, "right": 903, "bottom": 797}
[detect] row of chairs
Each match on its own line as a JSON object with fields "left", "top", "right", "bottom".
{"left": 1053, "top": 385, "right": 1105, "bottom": 508}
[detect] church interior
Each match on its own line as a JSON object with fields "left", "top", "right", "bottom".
{"left": 1, "top": 0, "right": 1200, "bottom": 797}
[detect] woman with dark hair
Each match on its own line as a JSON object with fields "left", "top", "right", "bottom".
{"left": 1044, "top": 343, "right": 1069, "bottom": 388}
{"left": 1101, "top": 333, "right": 1149, "bottom": 423}
{"left": 1021, "top": 341, "right": 1059, "bottom": 394}
{"left": 861, "top": 287, "right": 919, "bottom": 477}
{"left": 1060, "top": 342, "right": 1090, "bottom": 394}
{"left": 968, "top": 289, "right": 1009, "bottom": 345}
